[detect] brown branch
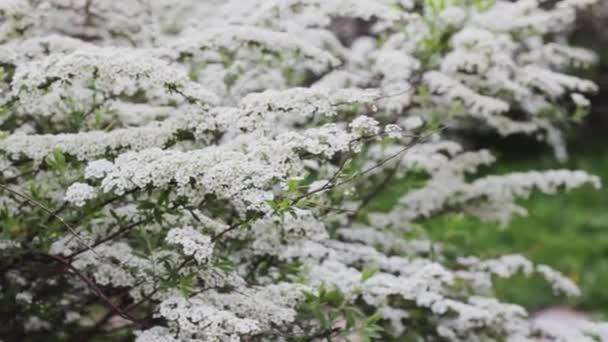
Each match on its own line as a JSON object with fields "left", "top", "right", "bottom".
{"left": 290, "top": 154, "right": 352, "bottom": 205}
{"left": 96, "top": 188, "right": 139, "bottom": 209}
{"left": 308, "top": 326, "right": 343, "bottom": 341}
{"left": 0, "top": 184, "right": 103, "bottom": 259}
{"left": 41, "top": 253, "right": 143, "bottom": 326}
{"left": 290, "top": 125, "right": 440, "bottom": 207}
{"left": 346, "top": 157, "right": 404, "bottom": 226}
{"left": 66, "top": 218, "right": 148, "bottom": 260}
{"left": 212, "top": 216, "right": 256, "bottom": 243}
{"left": 290, "top": 130, "right": 436, "bottom": 207}
{"left": 44, "top": 202, "right": 68, "bottom": 225}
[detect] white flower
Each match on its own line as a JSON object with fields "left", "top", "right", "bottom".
{"left": 571, "top": 93, "right": 591, "bottom": 107}
{"left": 349, "top": 115, "right": 380, "bottom": 137}
{"left": 85, "top": 159, "right": 117, "bottom": 179}
{"left": 166, "top": 227, "right": 214, "bottom": 264}
{"left": 402, "top": 116, "right": 424, "bottom": 131}
{"left": 439, "top": 7, "right": 466, "bottom": 27}
{"left": 16, "top": 291, "right": 33, "bottom": 304}
{"left": 64, "top": 183, "right": 96, "bottom": 207}
{"left": 157, "top": 295, "right": 260, "bottom": 340}
{"left": 385, "top": 124, "right": 403, "bottom": 139}
{"left": 0, "top": 0, "right": 604, "bottom": 340}
{"left": 536, "top": 264, "right": 581, "bottom": 297}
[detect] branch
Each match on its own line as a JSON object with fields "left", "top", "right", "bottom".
{"left": 346, "top": 157, "right": 404, "bottom": 226}
{"left": 66, "top": 218, "right": 148, "bottom": 260}
{"left": 40, "top": 253, "right": 143, "bottom": 326}
{"left": 0, "top": 184, "right": 103, "bottom": 260}
{"left": 290, "top": 127, "right": 443, "bottom": 207}
{"left": 211, "top": 215, "right": 258, "bottom": 243}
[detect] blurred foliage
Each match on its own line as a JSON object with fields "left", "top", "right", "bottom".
{"left": 370, "top": 139, "right": 608, "bottom": 317}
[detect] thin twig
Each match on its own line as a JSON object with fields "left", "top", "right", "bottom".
{"left": 291, "top": 127, "right": 443, "bottom": 206}
{"left": 212, "top": 215, "right": 257, "bottom": 243}
{"left": 290, "top": 154, "right": 352, "bottom": 205}
{"left": 330, "top": 79, "right": 421, "bottom": 108}
{"left": 346, "top": 159, "right": 403, "bottom": 226}
{"left": 0, "top": 184, "right": 103, "bottom": 259}
{"left": 67, "top": 219, "right": 148, "bottom": 260}
{"left": 44, "top": 202, "right": 68, "bottom": 224}
{"left": 41, "top": 253, "right": 142, "bottom": 326}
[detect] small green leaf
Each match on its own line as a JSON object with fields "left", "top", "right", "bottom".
{"left": 364, "top": 311, "right": 383, "bottom": 325}
{"left": 287, "top": 178, "right": 300, "bottom": 193}
{"left": 50, "top": 148, "right": 66, "bottom": 172}
{"left": 317, "top": 283, "right": 327, "bottom": 297}
{"left": 361, "top": 267, "right": 378, "bottom": 282}
{"left": 179, "top": 273, "right": 194, "bottom": 298}
{"left": 345, "top": 308, "right": 358, "bottom": 329}
{"left": 94, "top": 109, "right": 103, "bottom": 128}
{"left": 474, "top": 0, "right": 495, "bottom": 11}
{"left": 324, "top": 288, "right": 345, "bottom": 307}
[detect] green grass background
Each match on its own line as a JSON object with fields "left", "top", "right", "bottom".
{"left": 369, "top": 138, "right": 608, "bottom": 317}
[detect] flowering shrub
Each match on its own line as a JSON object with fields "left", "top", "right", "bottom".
{"left": 0, "top": 0, "right": 606, "bottom": 341}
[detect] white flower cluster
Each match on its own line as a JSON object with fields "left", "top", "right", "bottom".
{"left": 240, "top": 87, "right": 379, "bottom": 124}
{"left": 166, "top": 25, "right": 340, "bottom": 72}
{"left": 0, "top": 34, "right": 93, "bottom": 65}
{"left": 383, "top": 147, "right": 601, "bottom": 225}
{"left": 64, "top": 182, "right": 96, "bottom": 207}
{"left": 165, "top": 227, "right": 214, "bottom": 264}
{"left": 0, "top": 0, "right": 604, "bottom": 341}
{"left": 25, "top": 0, "right": 166, "bottom": 47}
{"left": 307, "top": 0, "right": 599, "bottom": 154}
{"left": 4, "top": 47, "right": 218, "bottom": 123}
{"left": 155, "top": 295, "right": 260, "bottom": 341}
{"left": 536, "top": 264, "right": 581, "bottom": 297}
{"left": 279, "top": 236, "right": 595, "bottom": 340}
{"left": 0, "top": 106, "right": 223, "bottom": 162}
{"left": 142, "top": 282, "right": 306, "bottom": 341}
{"left": 211, "top": 0, "right": 410, "bottom": 30}
{"left": 0, "top": 0, "right": 32, "bottom": 44}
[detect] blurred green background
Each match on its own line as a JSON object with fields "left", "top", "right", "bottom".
{"left": 356, "top": 6, "right": 608, "bottom": 319}
{"left": 366, "top": 10, "right": 608, "bottom": 316}
{"left": 371, "top": 137, "right": 608, "bottom": 318}
{"left": 380, "top": 11, "right": 608, "bottom": 318}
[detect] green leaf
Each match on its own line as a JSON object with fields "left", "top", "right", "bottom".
{"left": 572, "top": 106, "right": 588, "bottom": 123}
{"left": 53, "top": 148, "right": 66, "bottom": 169}
{"left": 287, "top": 178, "right": 300, "bottom": 193}
{"left": 317, "top": 283, "right": 327, "bottom": 297}
{"left": 364, "top": 311, "right": 383, "bottom": 326}
{"left": 179, "top": 273, "right": 194, "bottom": 298}
{"left": 46, "top": 148, "right": 66, "bottom": 173}
{"left": 302, "top": 290, "right": 318, "bottom": 302}
{"left": 344, "top": 307, "right": 359, "bottom": 329}
{"left": 474, "top": 0, "right": 495, "bottom": 11}
{"left": 361, "top": 267, "right": 378, "bottom": 282}
{"left": 94, "top": 109, "right": 104, "bottom": 128}
{"left": 213, "top": 257, "right": 235, "bottom": 271}
{"left": 323, "top": 288, "right": 345, "bottom": 307}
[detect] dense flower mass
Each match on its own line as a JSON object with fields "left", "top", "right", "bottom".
{"left": 0, "top": 0, "right": 605, "bottom": 341}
